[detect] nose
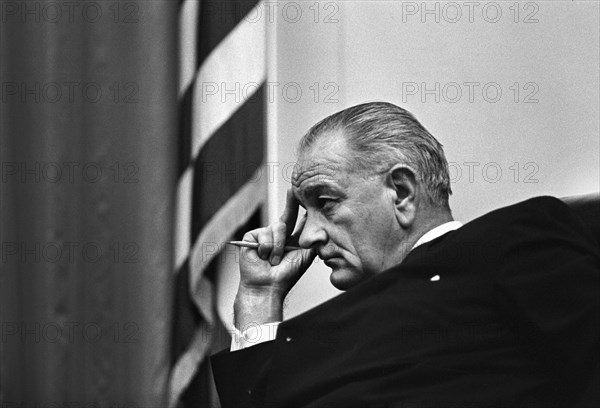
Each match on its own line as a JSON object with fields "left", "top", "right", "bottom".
{"left": 298, "top": 211, "right": 328, "bottom": 249}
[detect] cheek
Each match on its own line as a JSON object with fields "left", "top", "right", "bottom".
{"left": 360, "top": 202, "right": 395, "bottom": 237}
{"left": 353, "top": 213, "right": 394, "bottom": 269}
{"left": 352, "top": 233, "right": 387, "bottom": 273}
{"left": 332, "top": 196, "right": 392, "bottom": 260}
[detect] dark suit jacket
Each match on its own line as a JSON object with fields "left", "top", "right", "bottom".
{"left": 211, "top": 196, "right": 600, "bottom": 408}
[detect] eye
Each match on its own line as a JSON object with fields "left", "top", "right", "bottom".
{"left": 317, "top": 197, "right": 337, "bottom": 212}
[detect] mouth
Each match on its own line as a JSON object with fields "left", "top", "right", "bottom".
{"left": 323, "top": 257, "right": 343, "bottom": 268}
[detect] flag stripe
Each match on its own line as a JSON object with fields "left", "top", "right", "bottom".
{"left": 170, "top": 0, "right": 267, "bottom": 405}
{"left": 169, "top": 326, "right": 213, "bottom": 407}
{"left": 179, "top": 0, "right": 200, "bottom": 96}
{"left": 170, "top": 258, "right": 201, "bottom": 364}
{"left": 198, "top": 0, "right": 262, "bottom": 66}
{"left": 178, "top": 83, "right": 194, "bottom": 177}
{"left": 174, "top": 167, "right": 193, "bottom": 271}
{"left": 192, "top": 5, "right": 266, "bottom": 159}
{"left": 170, "top": 171, "right": 266, "bottom": 405}
{"left": 191, "top": 84, "right": 265, "bottom": 241}
{"left": 189, "top": 168, "right": 267, "bottom": 306}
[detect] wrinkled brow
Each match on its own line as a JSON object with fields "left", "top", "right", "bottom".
{"left": 292, "top": 161, "right": 343, "bottom": 186}
{"left": 295, "top": 181, "right": 344, "bottom": 208}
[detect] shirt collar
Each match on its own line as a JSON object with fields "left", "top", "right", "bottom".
{"left": 412, "top": 221, "right": 463, "bottom": 250}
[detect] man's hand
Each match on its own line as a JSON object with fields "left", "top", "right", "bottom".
{"left": 234, "top": 189, "right": 316, "bottom": 330}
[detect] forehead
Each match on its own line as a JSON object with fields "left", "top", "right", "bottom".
{"left": 292, "top": 132, "right": 352, "bottom": 195}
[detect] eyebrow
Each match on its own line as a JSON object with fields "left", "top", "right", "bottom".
{"left": 298, "top": 183, "right": 343, "bottom": 205}
{"left": 304, "top": 184, "right": 334, "bottom": 196}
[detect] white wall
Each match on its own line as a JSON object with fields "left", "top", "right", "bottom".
{"left": 219, "top": 1, "right": 600, "bottom": 325}
{"left": 335, "top": 0, "right": 599, "bottom": 224}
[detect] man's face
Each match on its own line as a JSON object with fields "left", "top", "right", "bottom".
{"left": 292, "top": 134, "right": 402, "bottom": 290}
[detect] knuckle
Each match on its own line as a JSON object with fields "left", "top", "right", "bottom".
{"left": 260, "top": 241, "right": 274, "bottom": 250}
{"left": 257, "top": 228, "right": 270, "bottom": 239}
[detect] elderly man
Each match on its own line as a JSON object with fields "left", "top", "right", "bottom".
{"left": 211, "top": 102, "right": 599, "bottom": 408}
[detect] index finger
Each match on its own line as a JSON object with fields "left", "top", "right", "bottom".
{"left": 279, "top": 188, "right": 299, "bottom": 237}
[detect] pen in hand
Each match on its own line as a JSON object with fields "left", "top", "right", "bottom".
{"left": 227, "top": 241, "right": 303, "bottom": 252}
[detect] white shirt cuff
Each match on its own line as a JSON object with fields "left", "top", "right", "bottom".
{"left": 230, "top": 322, "right": 280, "bottom": 351}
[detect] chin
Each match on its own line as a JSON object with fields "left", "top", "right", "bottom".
{"left": 329, "top": 268, "right": 365, "bottom": 291}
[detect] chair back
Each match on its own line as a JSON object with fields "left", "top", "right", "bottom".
{"left": 562, "top": 193, "right": 600, "bottom": 245}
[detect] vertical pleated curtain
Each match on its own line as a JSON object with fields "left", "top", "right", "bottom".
{"left": 1, "top": 1, "right": 178, "bottom": 406}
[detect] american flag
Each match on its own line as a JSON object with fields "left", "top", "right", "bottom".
{"left": 169, "top": 0, "right": 267, "bottom": 406}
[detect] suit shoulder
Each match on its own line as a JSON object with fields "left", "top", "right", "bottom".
{"left": 460, "top": 195, "right": 598, "bottom": 253}
{"left": 468, "top": 195, "right": 571, "bottom": 226}
{"left": 496, "top": 195, "right": 567, "bottom": 214}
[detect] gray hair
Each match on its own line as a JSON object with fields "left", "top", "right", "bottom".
{"left": 298, "top": 101, "right": 452, "bottom": 208}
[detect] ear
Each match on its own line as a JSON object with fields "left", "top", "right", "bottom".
{"left": 387, "top": 164, "right": 418, "bottom": 228}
